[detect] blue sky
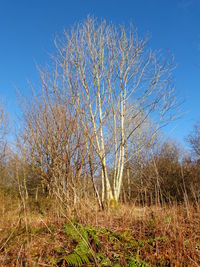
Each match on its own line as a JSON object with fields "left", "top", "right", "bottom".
{"left": 0, "top": 0, "right": 200, "bottom": 146}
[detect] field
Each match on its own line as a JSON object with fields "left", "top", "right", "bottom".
{"left": 0, "top": 194, "right": 200, "bottom": 266}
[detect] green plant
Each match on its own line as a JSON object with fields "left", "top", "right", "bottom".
{"left": 61, "top": 222, "right": 98, "bottom": 266}
{"left": 127, "top": 256, "right": 149, "bottom": 267}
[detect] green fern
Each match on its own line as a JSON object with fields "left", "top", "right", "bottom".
{"left": 63, "top": 222, "right": 81, "bottom": 240}
{"left": 61, "top": 222, "right": 149, "bottom": 266}
{"left": 127, "top": 256, "right": 149, "bottom": 267}
{"left": 85, "top": 225, "right": 100, "bottom": 246}
{"left": 62, "top": 222, "right": 95, "bottom": 266}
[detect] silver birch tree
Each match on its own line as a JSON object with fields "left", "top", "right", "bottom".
{"left": 54, "top": 17, "right": 178, "bottom": 205}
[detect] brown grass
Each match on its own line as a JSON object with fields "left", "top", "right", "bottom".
{"left": 0, "top": 195, "right": 200, "bottom": 266}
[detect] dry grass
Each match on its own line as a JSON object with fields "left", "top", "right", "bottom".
{"left": 0, "top": 195, "right": 200, "bottom": 266}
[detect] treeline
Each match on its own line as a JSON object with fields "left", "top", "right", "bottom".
{"left": 122, "top": 140, "right": 200, "bottom": 205}
{"left": 0, "top": 100, "right": 199, "bottom": 210}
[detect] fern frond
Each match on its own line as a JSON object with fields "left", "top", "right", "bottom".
{"left": 64, "top": 253, "right": 83, "bottom": 267}
{"left": 128, "top": 256, "right": 148, "bottom": 267}
{"left": 62, "top": 222, "right": 94, "bottom": 266}
{"left": 63, "top": 223, "right": 80, "bottom": 241}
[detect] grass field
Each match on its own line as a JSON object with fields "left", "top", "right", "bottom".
{"left": 0, "top": 194, "right": 200, "bottom": 266}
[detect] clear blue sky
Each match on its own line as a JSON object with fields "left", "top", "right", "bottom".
{"left": 0, "top": 0, "right": 200, "bottom": 146}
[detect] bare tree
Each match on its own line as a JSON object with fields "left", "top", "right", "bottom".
{"left": 186, "top": 121, "right": 200, "bottom": 159}
{"left": 0, "top": 104, "right": 9, "bottom": 179}
{"left": 20, "top": 17, "right": 178, "bottom": 207}
{"left": 0, "top": 104, "right": 8, "bottom": 156}
{"left": 19, "top": 83, "right": 88, "bottom": 206}
{"left": 52, "top": 17, "right": 178, "bottom": 205}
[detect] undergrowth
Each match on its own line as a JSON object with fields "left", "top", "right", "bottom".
{"left": 56, "top": 221, "right": 149, "bottom": 266}
{"left": 0, "top": 198, "right": 200, "bottom": 266}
